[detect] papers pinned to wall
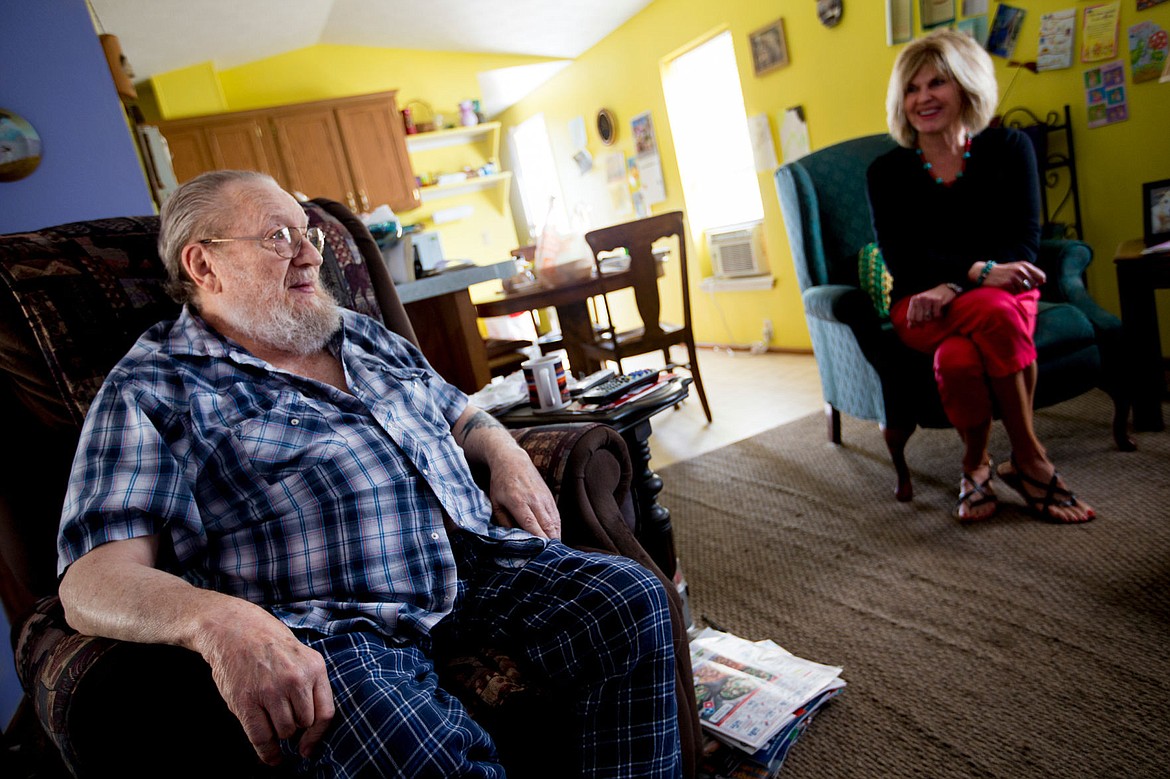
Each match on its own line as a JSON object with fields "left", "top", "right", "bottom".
{"left": 779, "top": 107, "right": 811, "bottom": 165}
{"left": 748, "top": 114, "right": 778, "bottom": 173}
{"left": 1084, "top": 60, "right": 1128, "bottom": 128}
{"left": 1128, "top": 21, "right": 1169, "bottom": 84}
{"left": 1082, "top": 2, "right": 1121, "bottom": 63}
{"left": 631, "top": 112, "right": 666, "bottom": 206}
{"left": 1037, "top": 9, "right": 1076, "bottom": 72}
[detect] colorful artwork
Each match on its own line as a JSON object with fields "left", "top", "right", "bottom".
{"left": 1084, "top": 61, "right": 1129, "bottom": 128}
{"left": 1128, "top": 21, "right": 1169, "bottom": 83}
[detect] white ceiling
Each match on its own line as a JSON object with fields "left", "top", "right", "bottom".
{"left": 89, "top": 0, "right": 654, "bottom": 113}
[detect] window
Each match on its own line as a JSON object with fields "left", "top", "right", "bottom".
{"left": 662, "top": 31, "right": 764, "bottom": 235}
{"left": 508, "top": 113, "right": 568, "bottom": 239}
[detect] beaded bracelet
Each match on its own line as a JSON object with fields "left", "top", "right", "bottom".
{"left": 945, "top": 282, "right": 964, "bottom": 296}
{"left": 977, "top": 260, "right": 996, "bottom": 286}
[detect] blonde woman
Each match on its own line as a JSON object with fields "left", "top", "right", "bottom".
{"left": 866, "top": 29, "right": 1094, "bottom": 523}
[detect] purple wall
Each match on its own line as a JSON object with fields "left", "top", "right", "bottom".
{"left": 0, "top": 0, "right": 155, "bottom": 234}
{"left": 1, "top": 0, "right": 156, "bottom": 729}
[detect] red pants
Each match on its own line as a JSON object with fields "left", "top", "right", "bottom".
{"left": 891, "top": 287, "right": 1040, "bottom": 429}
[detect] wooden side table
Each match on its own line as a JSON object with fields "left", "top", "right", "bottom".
{"left": 1114, "top": 239, "right": 1170, "bottom": 431}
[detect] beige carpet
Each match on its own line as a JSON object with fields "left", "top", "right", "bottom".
{"left": 660, "top": 391, "right": 1170, "bottom": 778}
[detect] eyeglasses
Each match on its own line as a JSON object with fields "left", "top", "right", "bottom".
{"left": 198, "top": 225, "right": 326, "bottom": 260}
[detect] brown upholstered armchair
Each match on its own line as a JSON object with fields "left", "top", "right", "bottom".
{"left": 0, "top": 199, "right": 699, "bottom": 778}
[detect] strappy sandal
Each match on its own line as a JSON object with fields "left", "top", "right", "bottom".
{"left": 953, "top": 461, "right": 997, "bottom": 522}
{"left": 997, "top": 456, "right": 1095, "bottom": 524}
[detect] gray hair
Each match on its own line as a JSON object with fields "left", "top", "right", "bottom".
{"left": 885, "top": 28, "right": 998, "bottom": 148}
{"left": 157, "top": 169, "right": 278, "bottom": 305}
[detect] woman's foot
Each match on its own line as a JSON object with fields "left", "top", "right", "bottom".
{"left": 954, "top": 462, "right": 997, "bottom": 522}
{"left": 996, "top": 457, "right": 1095, "bottom": 523}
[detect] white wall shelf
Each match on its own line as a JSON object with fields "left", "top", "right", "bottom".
{"left": 417, "top": 171, "right": 512, "bottom": 203}
{"left": 406, "top": 121, "right": 501, "bottom": 153}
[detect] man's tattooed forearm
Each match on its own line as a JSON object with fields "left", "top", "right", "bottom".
{"left": 461, "top": 409, "right": 505, "bottom": 438}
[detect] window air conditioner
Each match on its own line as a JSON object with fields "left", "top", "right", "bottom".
{"left": 707, "top": 221, "right": 768, "bottom": 278}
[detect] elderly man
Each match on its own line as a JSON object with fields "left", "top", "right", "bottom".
{"left": 56, "top": 170, "right": 681, "bottom": 778}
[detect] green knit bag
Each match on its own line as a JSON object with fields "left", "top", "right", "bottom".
{"left": 858, "top": 242, "right": 892, "bottom": 319}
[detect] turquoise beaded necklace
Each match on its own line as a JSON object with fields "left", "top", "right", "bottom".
{"left": 915, "top": 133, "right": 972, "bottom": 185}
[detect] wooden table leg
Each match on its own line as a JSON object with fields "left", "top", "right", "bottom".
{"left": 621, "top": 418, "right": 677, "bottom": 581}
{"left": 554, "top": 301, "right": 601, "bottom": 377}
{"left": 1116, "top": 262, "right": 1166, "bottom": 432}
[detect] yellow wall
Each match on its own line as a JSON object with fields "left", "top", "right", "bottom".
{"left": 499, "top": 0, "right": 1170, "bottom": 351}
{"left": 148, "top": 45, "right": 563, "bottom": 268}
{"left": 147, "top": 3, "right": 1170, "bottom": 351}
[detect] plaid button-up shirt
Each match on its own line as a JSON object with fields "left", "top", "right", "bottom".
{"left": 58, "top": 307, "right": 545, "bottom": 639}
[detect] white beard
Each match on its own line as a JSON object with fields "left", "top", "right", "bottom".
{"left": 217, "top": 270, "right": 343, "bottom": 355}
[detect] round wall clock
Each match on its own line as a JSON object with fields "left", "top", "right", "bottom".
{"left": 597, "top": 108, "right": 617, "bottom": 146}
{"left": 817, "top": 0, "right": 843, "bottom": 28}
{"left": 0, "top": 109, "right": 43, "bottom": 182}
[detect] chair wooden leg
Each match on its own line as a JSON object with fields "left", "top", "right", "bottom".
{"left": 1107, "top": 387, "right": 1138, "bottom": 452}
{"left": 826, "top": 403, "right": 841, "bottom": 444}
{"left": 881, "top": 423, "right": 915, "bottom": 502}
{"left": 684, "top": 341, "right": 712, "bottom": 423}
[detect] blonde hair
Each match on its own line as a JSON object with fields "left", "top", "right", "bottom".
{"left": 885, "top": 28, "right": 998, "bottom": 148}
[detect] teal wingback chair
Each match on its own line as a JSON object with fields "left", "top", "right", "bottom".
{"left": 775, "top": 134, "right": 1133, "bottom": 501}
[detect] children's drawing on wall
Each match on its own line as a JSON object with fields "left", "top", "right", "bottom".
{"left": 1081, "top": 2, "right": 1120, "bottom": 63}
{"left": 1037, "top": 9, "right": 1076, "bottom": 71}
{"left": 1084, "top": 61, "right": 1128, "bottom": 128}
{"left": 987, "top": 4, "right": 1025, "bottom": 58}
{"left": 1128, "top": 21, "right": 1169, "bottom": 83}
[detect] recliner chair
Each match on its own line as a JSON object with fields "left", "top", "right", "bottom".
{"left": 775, "top": 133, "right": 1134, "bottom": 501}
{"left": 0, "top": 198, "right": 699, "bottom": 777}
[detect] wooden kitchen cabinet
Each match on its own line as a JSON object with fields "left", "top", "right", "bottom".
{"left": 156, "top": 92, "right": 418, "bottom": 213}
{"left": 269, "top": 106, "right": 355, "bottom": 207}
{"left": 335, "top": 97, "right": 420, "bottom": 214}
{"left": 156, "top": 113, "right": 285, "bottom": 187}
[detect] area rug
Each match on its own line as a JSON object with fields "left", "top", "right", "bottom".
{"left": 659, "top": 391, "right": 1170, "bottom": 778}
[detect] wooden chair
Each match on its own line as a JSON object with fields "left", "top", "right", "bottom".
{"left": 582, "top": 212, "right": 712, "bottom": 422}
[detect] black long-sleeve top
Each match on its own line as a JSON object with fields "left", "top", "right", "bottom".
{"left": 866, "top": 126, "right": 1041, "bottom": 304}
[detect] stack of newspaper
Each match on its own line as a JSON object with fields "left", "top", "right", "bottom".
{"left": 690, "top": 628, "right": 845, "bottom": 779}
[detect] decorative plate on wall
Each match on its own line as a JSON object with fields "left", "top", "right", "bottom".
{"left": 817, "top": 0, "right": 843, "bottom": 28}
{"left": 0, "top": 109, "right": 42, "bottom": 182}
{"left": 597, "top": 108, "right": 617, "bottom": 146}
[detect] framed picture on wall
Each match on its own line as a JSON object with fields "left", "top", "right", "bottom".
{"left": 749, "top": 18, "right": 789, "bottom": 76}
{"left": 1142, "top": 178, "right": 1170, "bottom": 248}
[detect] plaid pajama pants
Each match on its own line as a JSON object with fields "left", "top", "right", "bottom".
{"left": 292, "top": 540, "right": 681, "bottom": 778}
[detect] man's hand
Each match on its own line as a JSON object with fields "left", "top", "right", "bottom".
{"left": 60, "top": 537, "right": 335, "bottom": 766}
{"left": 195, "top": 602, "right": 335, "bottom": 765}
{"left": 453, "top": 405, "right": 562, "bottom": 539}
{"left": 487, "top": 447, "right": 561, "bottom": 539}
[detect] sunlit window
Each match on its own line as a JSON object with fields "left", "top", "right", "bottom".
{"left": 662, "top": 31, "right": 764, "bottom": 234}
{"left": 508, "top": 113, "right": 568, "bottom": 238}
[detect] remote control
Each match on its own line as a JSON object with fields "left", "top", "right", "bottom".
{"left": 579, "top": 368, "right": 661, "bottom": 405}
{"left": 572, "top": 368, "right": 616, "bottom": 395}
